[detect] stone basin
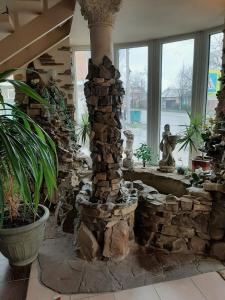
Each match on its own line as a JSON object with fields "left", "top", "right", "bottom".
{"left": 123, "top": 166, "right": 190, "bottom": 197}
{"left": 76, "top": 185, "right": 138, "bottom": 262}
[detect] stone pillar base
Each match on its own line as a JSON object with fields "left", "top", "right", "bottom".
{"left": 76, "top": 190, "right": 137, "bottom": 261}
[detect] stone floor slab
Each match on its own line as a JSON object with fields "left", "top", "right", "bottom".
{"left": 38, "top": 232, "right": 225, "bottom": 294}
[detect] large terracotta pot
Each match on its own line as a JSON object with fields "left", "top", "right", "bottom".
{"left": 0, "top": 205, "right": 49, "bottom": 266}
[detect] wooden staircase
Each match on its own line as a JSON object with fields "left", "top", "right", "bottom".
{"left": 0, "top": 0, "right": 76, "bottom": 71}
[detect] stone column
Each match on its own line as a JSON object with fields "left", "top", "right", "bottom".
{"left": 79, "top": 0, "right": 121, "bottom": 64}
{"left": 78, "top": 0, "right": 124, "bottom": 204}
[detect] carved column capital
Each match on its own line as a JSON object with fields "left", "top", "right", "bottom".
{"left": 78, "top": 0, "right": 122, "bottom": 27}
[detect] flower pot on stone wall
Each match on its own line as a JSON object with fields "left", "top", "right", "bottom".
{"left": 0, "top": 205, "right": 49, "bottom": 266}
{"left": 192, "top": 156, "right": 211, "bottom": 171}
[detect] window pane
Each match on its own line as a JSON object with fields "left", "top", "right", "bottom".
{"left": 160, "top": 39, "right": 194, "bottom": 167}
{"left": 0, "top": 75, "right": 15, "bottom": 116}
{"left": 74, "top": 50, "right": 91, "bottom": 124}
{"left": 118, "top": 47, "right": 148, "bottom": 151}
{"left": 206, "top": 32, "right": 224, "bottom": 117}
{"left": 74, "top": 50, "right": 91, "bottom": 153}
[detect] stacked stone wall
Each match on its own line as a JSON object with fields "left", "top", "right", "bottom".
{"left": 135, "top": 181, "right": 225, "bottom": 258}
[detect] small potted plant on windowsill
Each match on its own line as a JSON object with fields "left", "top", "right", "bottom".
{"left": 134, "top": 143, "right": 153, "bottom": 168}
{"left": 0, "top": 69, "right": 57, "bottom": 266}
{"left": 177, "top": 113, "right": 212, "bottom": 171}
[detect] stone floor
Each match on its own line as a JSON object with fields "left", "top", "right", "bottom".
{"left": 38, "top": 229, "right": 225, "bottom": 295}
{"left": 27, "top": 260, "right": 225, "bottom": 300}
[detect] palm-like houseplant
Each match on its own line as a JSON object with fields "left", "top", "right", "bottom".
{"left": 78, "top": 113, "right": 90, "bottom": 145}
{"left": 177, "top": 112, "right": 211, "bottom": 170}
{"left": 0, "top": 69, "right": 57, "bottom": 266}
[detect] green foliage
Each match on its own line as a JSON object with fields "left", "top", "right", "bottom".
{"left": 42, "top": 83, "right": 78, "bottom": 144}
{"left": 134, "top": 143, "right": 153, "bottom": 166}
{"left": 177, "top": 112, "right": 203, "bottom": 153}
{"left": 176, "top": 166, "right": 190, "bottom": 176}
{"left": 0, "top": 69, "right": 48, "bottom": 105}
{"left": 78, "top": 113, "right": 90, "bottom": 145}
{"left": 0, "top": 70, "right": 57, "bottom": 227}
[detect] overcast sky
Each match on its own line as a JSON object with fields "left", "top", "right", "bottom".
{"left": 126, "top": 39, "right": 194, "bottom": 91}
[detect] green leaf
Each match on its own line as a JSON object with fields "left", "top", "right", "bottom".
{"left": 0, "top": 177, "right": 4, "bottom": 228}
{"left": 7, "top": 79, "right": 47, "bottom": 105}
{"left": 0, "top": 69, "right": 16, "bottom": 80}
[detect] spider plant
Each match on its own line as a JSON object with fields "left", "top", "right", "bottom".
{"left": 0, "top": 69, "right": 57, "bottom": 228}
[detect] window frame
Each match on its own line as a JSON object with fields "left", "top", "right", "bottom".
{"left": 114, "top": 25, "right": 224, "bottom": 164}
{"left": 73, "top": 25, "right": 224, "bottom": 165}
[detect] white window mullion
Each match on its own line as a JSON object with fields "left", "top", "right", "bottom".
{"left": 148, "top": 40, "right": 161, "bottom": 160}
{"left": 191, "top": 31, "right": 210, "bottom": 119}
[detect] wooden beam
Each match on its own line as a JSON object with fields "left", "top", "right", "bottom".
{"left": 0, "top": 0, "right": 75, "bottom": 64}
{"left": 0, "top": 20, "right": 72, "bottom": 72}
{"left": 13, "top": 0, "right": 43, "bottom": 14}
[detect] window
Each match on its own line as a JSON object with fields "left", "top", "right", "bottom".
{"left": 74, "top": 50, "right": 91, "bottom": 153}
{"left": 206, "top": 32, "right": 224, "bottom": 117}
{"left": 160, "top": 39, "right": 195, "bottom": 166}
{"left": 0, "top": 75, "right": 15, "bottom": 116}
{"left": 118, "top": 46, "right": 148, "bottom": 151}
{"left": 74, "top": 50, "right": 91, "bottom": 124}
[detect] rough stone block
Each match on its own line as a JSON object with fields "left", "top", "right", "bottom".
{"left": 77, "top": 223, "right": 100, "bottom": 261}
{"left": 193, "top": 203, "right": 212, "bottom": 212}
{"left": 97, "top": 181, "right": 110, "bottom": 187}
{"left": 190, "top": 236, "right": 209, "bottom": 254}
{"left": 203, "top": 181, "right": 225, "bottom": 194}
{"left": 210, "top": 242, "right": 225, "bottom": 260}
{"left": 180, "top": 197, "right": 193, "bottom": 211}
{"left": 95, "top": 173, "right": 107, "bottom": 181}
{"left": 210, "top": 228, "right": 225, "bottom": 240}
{"left": 187, "top": 187, "right": 212, "bottom": 201}
{"left": 154, "top": 234, "right": 177, "bottom": 251}
{"left": 172, "top": 238, "right": 188, "bottom": 253}
{"left": 166, "top": 201, "right": 179, "bottom": 212}
{"left": 27, "top": 108, "right": 41, "bottom": 116}
{"left": 162, "top": 225, "right": 195, "bottom": 238}
{"left": 103, "top": 220, "right": 130, "bottom": 261}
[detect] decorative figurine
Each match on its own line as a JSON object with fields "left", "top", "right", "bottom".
{"left": 123, "top": 130, "right": 134, "bottom": 170}
{"left": 158, "top": 124, "right": 177, "bottom": 173}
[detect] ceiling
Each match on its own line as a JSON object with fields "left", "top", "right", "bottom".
{"left": 70, "top": 0, "right": 225, "bottom": 46}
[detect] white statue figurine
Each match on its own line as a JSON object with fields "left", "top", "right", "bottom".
{"left": 158, "top": 124, "right": 177, "bottom": 173}
{"left": 123, "top": 130, "right": 134, "bottom": 170}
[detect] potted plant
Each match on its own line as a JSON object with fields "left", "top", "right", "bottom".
{"left": 134, "top": 143, "right": 153, "bottom": 167}
{"left": 0, "top": 69, "right": 57, "bottom": 266}
{"left": 177, "top": 112, "right": 211, "bottom": 171}
{"left": 78, "top": 113, "right": 90, "bottom": 145}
